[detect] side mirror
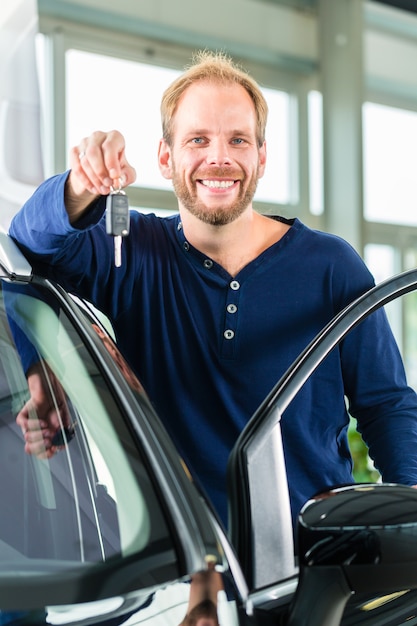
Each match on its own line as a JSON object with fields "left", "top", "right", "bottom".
{"left": 287, "top": 483, "right": 417, "bottom": 626}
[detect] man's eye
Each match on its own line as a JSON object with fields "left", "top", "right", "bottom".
{"left": 231, "top": 138, "right": 245, "bottom": 145}
{"left": 191, "top": 137, "right": 205, "bottom": 144}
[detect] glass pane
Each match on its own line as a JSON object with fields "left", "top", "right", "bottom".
{"left": 364, "top": 242, "right": 397, "bottom": 284}
{"left": 0, "top": 279, "right": 178, "bottom": 593}
{"left": 66, "top": 50, "right": 292, "bottom": 206}
{"left": 255, "top": 87, "right": 291, "bottom": 205}
{"left": 364, "top": 243, "right": 402, "bottom": 350}
{"left": 363, "top": 102, "right": 417, "bottom": 226}
{"left": 365, "top": 244, "right": 417, "bottom": 390}
{"left": 66, "top": 50, "right": 180, "bottom": 191}
{"left": 308, "top": 90, "right": 323, "bottom": 216}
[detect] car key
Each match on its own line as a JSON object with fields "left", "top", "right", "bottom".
{"left": 52, "top": 423, "right": 76, "bottom": 447}
{"left": 106, "top": 182, "right": 130, "bottom": 267}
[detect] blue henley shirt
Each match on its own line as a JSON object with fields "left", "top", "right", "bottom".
{"left": 10, "top": 171, "right": 417, "bottom": 527}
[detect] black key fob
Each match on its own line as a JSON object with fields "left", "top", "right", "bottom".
{"left": 52, "top": 424, "right": 76, "bottom": 447}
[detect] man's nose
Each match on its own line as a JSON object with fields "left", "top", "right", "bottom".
{"left": 205, "top": 139, "right": 232, "bottom": 165}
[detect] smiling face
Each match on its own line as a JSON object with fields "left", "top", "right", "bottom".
{"left": 158, "top": 80, "right": 267, "bottom": 226}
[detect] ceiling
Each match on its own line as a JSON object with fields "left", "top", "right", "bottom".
{"left": 375, "top": 0, "right": 417, "bottom": 13}
{"left": 261, "top": 0, "right": 417, "bottom": 15}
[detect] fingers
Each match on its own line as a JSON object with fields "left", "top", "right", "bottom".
{"left": 15, "top": 402, "right": 30, "bottom": 432}
{"left": 18, "top": 362, "right": 73, "bottom": 459}
{"left": 70, "top": 130, "right": 136, "bottom": 196}
{"left": 18, "top": 411, "right": 55, "bottom": 458}
{"left": 24, "top": 420, "right": 57, "bottom": 459}
{"left": 16, "top": 401, "right": 67, "bottom": 459}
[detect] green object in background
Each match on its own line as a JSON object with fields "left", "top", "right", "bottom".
{"left": 348, "top": 417, "right": 380, "bottom": 484}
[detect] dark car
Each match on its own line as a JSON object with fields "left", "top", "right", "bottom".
{"left": 1, "top": 230, "right": 417, "bottom": 626}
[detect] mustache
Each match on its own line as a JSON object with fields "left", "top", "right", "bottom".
{"left": 193, "top": 167, "right": 242, "bottom": 180}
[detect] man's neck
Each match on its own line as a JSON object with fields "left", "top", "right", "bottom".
{"left": 179, "top": 209, "right": 290, "bottom": 277}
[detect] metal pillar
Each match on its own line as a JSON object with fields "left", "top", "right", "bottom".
{"left": 318, "top": 0, "right": 364, "bottom": 253}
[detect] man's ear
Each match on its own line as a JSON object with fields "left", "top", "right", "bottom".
{"left": 158, "top": 139, "right": 173, "bottom": 179}
{"left": 257, "top": 140, "right": 267, "bottom": 179}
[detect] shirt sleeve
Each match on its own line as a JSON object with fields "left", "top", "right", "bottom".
{"left": 9, "top": 171, "right": 149, "bottom": 327}
{"left": 332, "top": 249, "right": 417, "bottom": 486}
{"left": 8, "top": 172, "right": 119, "bottom": 305}
{"left": 9, "top": 171, "right": 105, "bottom": 259}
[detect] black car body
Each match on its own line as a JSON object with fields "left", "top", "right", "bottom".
{"left": 1, "top": 230, "right": 417, "bottom": 625}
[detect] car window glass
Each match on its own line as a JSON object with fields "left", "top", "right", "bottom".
{"left": 0, "top": 279, "right": 180, "bottom": 594}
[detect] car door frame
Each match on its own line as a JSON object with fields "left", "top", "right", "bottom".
{"left": 228, "top": 267, "right": 417, "bottom": 604}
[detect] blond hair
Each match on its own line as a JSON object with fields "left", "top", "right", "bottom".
{"left": 161, "top": 50, "right": 268, "bottom": 147}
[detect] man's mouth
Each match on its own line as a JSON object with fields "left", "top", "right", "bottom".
{"left": 199, "top": 179, "right": 236, "bottom": 189}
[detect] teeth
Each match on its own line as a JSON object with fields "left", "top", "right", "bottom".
{"left": 201, "top": 180, "right": 234, "bottom": 189}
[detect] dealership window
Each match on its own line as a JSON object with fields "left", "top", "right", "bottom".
{"left": 363, "top": 102, "right": 417, "bottom": 226}
{"left": 66, "top": 50, "right": 179, "bottom": 193}
{"left": 364, "top": 244, "right": 402, "bottom": 340}
{"left": 362, "top": 102, "right": 417, "bottom": 383}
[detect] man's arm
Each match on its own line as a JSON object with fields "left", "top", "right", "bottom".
{"left": 9, "top": 130, "right": 137, "bottom": 283}
{"left": 343, "top": 307, "right": 417, "bottom": 488}
{"left": 9, "top": 130, "right": 136, "bottom": 457}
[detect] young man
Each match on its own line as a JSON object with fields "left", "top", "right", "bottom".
{"left": 9, "top": 50, "right": 417, "bottom": 528}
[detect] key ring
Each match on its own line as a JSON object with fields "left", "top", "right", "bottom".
{"left": 110, "top": 177, "right": 125, "bottom": 194}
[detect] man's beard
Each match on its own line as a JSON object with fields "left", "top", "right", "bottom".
{"left": 171, "top": 165, "right": 260, "bottom": 226}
